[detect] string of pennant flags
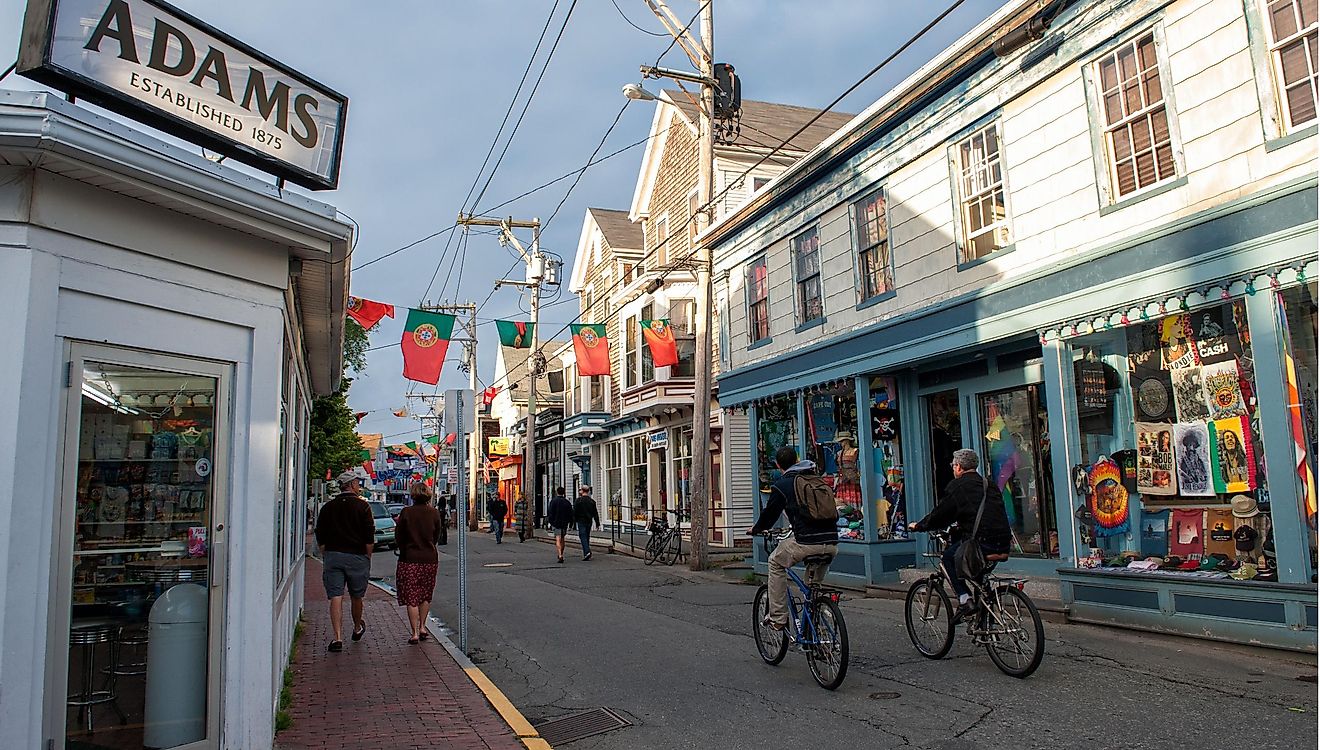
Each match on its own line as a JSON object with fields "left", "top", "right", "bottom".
{"left": 346, "top": 295, "right": 682, "bottom": 387}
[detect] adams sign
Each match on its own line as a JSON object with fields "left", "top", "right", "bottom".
{"left": 18, "top": 0, "right": 348, "bottom": 189}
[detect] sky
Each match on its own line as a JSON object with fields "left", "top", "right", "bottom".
{"left": 0, "top": 0, "right": 1007, "bottom": 444}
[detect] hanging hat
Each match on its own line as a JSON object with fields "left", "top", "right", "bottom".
{"left": 1231, "top": 494, "right": 1260, "bottom": 518}
{"left": 835, "top": 432, "right": 854, "bottom": 442}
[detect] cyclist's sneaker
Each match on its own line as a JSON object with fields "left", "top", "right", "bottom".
{"left": 760, "top": 614, "right": 786, "bottom": 631}
{"left": 952, "top": 601, "right": 978, "bottom": 623}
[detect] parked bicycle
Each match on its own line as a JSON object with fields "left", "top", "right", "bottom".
{"left": 643, "top": 513, "right": 683, "bottom": 566}
{"left": 750, "top": 529, "right": 849, "bottom": 690}
{"left": 903, "top": 529, "right": 1045, "bottom": 678}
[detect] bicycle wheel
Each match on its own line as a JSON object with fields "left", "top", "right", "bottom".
{"left": 904, "top": 579, "right": 954, "bottom": 659}
{"left": 664, "top": 530, "right": 682, "bottom": 566}
{"left": 644, "top": 532, "right": 664, "bottom": 565}
{"left": 805, "top": 598, "right": 848, "bottom": 690}
{"left": 983, "top": 586, "right": 1045, "bottom": 678}
{"left": 751, "top": 585, "right": 788, "bottom": 665}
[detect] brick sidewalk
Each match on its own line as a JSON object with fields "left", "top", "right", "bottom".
{"left": 277, "top": 558, "right": 529, "bottom": 750}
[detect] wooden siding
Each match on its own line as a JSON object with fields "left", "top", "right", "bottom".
{"left": 715, "top": 0, "right": 1317, "bottom": 374}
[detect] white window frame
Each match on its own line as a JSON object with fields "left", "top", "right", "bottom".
{"left": 1266, "top": 0, "right": 1320, "bottom": 131}
{"left": 688, "top": 189, "right": 700, "bottom": 244}
{"left": 850, "top": 187, "right": 894, "bottom": 302}
{"left": 654, "top": 213, "right": 669, "bottom": 265}
{"left": 624, "top": 313, "right": 639, "bottom": 388}
{"left": 1083, "top": 25, "right": 1186, "bottom": 206}
{"left": 950, "top": 120, "right": 1013, "bottom": 265}
{"left": 746, "top": 256, "right": 770, "bottom": 343}
{"left": 791, "top": 225, "right": 823, "bottom": 324}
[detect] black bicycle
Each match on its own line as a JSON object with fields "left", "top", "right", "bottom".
{"left": 903, "top": 529, "right": 1045, "bottom": 678}
{"left": 644, "top": 513, "right": 682, "bottom": 566}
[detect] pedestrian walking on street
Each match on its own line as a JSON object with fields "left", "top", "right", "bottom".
{"left": 314, "top": 470, "right": 375, "bottom": 652}
{"left": 488, "top": 495, "right": 508, "bottom": 543}
{"left": 514, "top": 494, "right": 529, "bottom": 542}
{"left": 547, "top": 487, "right": 574, "bottom": 564}
{"left": 437, "top": 493, "right": 449, "bottom": 546}
{"left": 574, "top": 487, "right": 601, "bottom": 560}
{"left": 395, "top": 482, "right": 442, "bottom": 644}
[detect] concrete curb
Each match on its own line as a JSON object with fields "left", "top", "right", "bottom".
{"left": 368, "top": 579, "right": 552, "bottom": 750}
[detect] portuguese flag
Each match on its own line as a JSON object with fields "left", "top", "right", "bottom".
{"left": 347, "top": 295, "right": 395, "bottom": 330}
{"left": 495, "top": 320, "right": 534, "bottom": 348}
{"left": 401, "top": 308, "right": 455, "bottom": 385}
{"left": 571, "top": 323, "right": 611, "bottom": 376}
{"left": 641, "top": 319, "right": 680, "bottom": 367}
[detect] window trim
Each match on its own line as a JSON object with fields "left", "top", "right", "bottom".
{"left": 1082, "top": 23, "right": 1187, "bottom": 207}
{"left": 947, "top": 118, "right": 1015, "bottom": 266}
{"left": 1245, "top": 0, "right": 1320, "bottom": 142}
{"left": 790, "top": 224, "right": 825, "bottom": 326}
{"left": 849, "top": 185, "right": 895, "bottom": 304}
{"left": 687, "top": 189, "right": 701, "bottom": 244}
{"left": 624, "top": 313, "right": 639, "bottom": 389}
{"left": 654, "top": 213, "right": 670, "bottom": 266}
{"left": 1265, "top": 0, "right": 1320, "bottom": 131}
{"left": 745, "top": 255, "right": 771, "bottom": 345}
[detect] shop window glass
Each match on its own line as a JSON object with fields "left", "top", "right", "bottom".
{"left": 1279, "top": 282, "right": 1318, "bottom": 572}
{"left": 626, "top": 435, "right": 648, "bottom": 521}
{"left": 669, "top": 298, "right": 697, "bottom": 378}
{"left": 756, "top": 395, "right": 799, "bottom": 493}
{"left": 980, "top": 385, "right": 1056, "bottom": 556}
{"left": 589, "top": 375, "right": 606, "bottom": 412}
{"left": 1265, "top": 0, "right": 1320, "bottom": 130}
{"left": 604, "top": 442, "right": 622, "bottom": 522}
{"left": 926, "top": 390, "right": 964, "bottom": 508}
{"left": 1095, "top": 31, "right": 1178, "bottom": 198}
{"left": 806, "top": 382, "right": 864, "bottom": 540}
{"left": 792, "top": 226, "right": 823, "bottom": 323}
{"left": 747, "top": 257, "right": 770, "bottom": 343}
{"left": 954, "top": 121, "right": 1012, "bottom": 262}
{"left": 869, "top": 377, "right": 908, "bottom": 540}
{"left": 852, "top": 188, "right": 893, "bottom": 300}
{"left": 1068, "top": 300, "right": 1282, "bottom": 581}
{"left": 674, "top": 428, "right": 693, "bottom": 521}
{"left": 68, "top": 361, "right": 217, "bottom": 748}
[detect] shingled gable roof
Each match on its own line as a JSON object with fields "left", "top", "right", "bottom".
{"left": 587, "top": 207, "right": 644, "bottom": 252}
{"left": 662, "top": 89, "right": 855, "bottom": 154}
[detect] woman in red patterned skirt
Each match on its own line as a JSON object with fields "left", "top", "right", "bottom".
{"left": 395, "top": 482, "right": 442, "bottom": 644}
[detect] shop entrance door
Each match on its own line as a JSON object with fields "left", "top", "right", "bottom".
{"left": 925, "top": 390, "right": 963, "bottom": 504}
{"left": 978, "top": 385, "right": 1057, "bottom": 556}
{"left": 50, "top": 345, "right": 228, "bottom": 750}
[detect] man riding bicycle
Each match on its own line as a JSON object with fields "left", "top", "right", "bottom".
{"left": 909, "top": 448, "right": 1012, "bottom": 622}
{"left": 747, "top": 446, "right": 839, "bottom": 631}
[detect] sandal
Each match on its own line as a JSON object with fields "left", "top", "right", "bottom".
{"left": 419, "top": 631, "right": 429, "bottom": 642}
{"left": 351, "top": 621, "right": 366, "bottom": 641}
{"left": 328, "top": 640, "right": 343, "bottom": 652}
{"left": 408, "top": 636, "right": 420, "bottom": 645}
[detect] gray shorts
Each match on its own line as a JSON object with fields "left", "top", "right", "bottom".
{"left": 553, "top": 526, "right": 568, "bottom": 539}
{"left": 322, "top": 550, "right": 370, "bottom": 599}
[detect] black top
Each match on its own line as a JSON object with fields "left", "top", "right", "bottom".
{"left": 315, "top": 493, "right": 375, "bottom": 555}
{"left": 573, "top": 496, "right": 600, "bottom": 526}
{"left": 396, "top": 505, "right": 442, "bottom": 564}
{"left": 750, "top": 465, "right": 839, "bottom": 546}
{"left": 487, "top": 497, "right": 508, "bottom": 519}
{"left": 546, "top": 495, "right": 574, "bottom": 529}
{"left": 914, "top": 471, "right": 1012, "bottom": 548}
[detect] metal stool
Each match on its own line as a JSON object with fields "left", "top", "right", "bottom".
{"left": 67, "top": 622, "right": 127, "bottom": 733}
{"left": 108, "top": 623, "right": 148, "bottom": 677}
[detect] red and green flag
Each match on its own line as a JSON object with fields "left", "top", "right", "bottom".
{"left": 495, "top": 320, "right": 534, "bottom": 348}
{"left": 347, "top": 296, "right": 395, "bottom": 330}
{"left": 401, "top": 308, "right": 456, "bottom": 385}
{"left": 571, "top": 323, "right": 611, "bottom": 376}
{"left": 641, "top": 318, "right": 680, "bottom": 367}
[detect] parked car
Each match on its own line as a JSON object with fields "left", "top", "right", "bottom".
{"left": 369, "top": 501, "right": 396, "bottom": 549}
{"left": 386, "top": 503, "right": 406, "bottom": 522}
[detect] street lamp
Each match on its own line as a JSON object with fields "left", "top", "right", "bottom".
{"left": 621, "top": 82, "right": 657, "bottom": 101}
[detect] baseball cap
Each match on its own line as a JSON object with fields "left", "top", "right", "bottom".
{"left": 336, "top": 470, "right": 361, "bottom": 486}
{"left": 1178, "top": 559, "right": 1202, "bottom": 570}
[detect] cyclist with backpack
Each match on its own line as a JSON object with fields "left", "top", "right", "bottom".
{"left": 747, "top": 446, "right": 839, "bottom": 631}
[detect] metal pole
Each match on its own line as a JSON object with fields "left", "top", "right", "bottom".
{"left": 467, "top": 304, "right": 480, "bottom": 533}
{"left": 687, "top": 0, "right": 715, "bottom": 570}
{"left": 523, "top": 223, "right": 542, "bottom": 538}
{"left": 455, "top": 389, "right": 469, "bottom": 653}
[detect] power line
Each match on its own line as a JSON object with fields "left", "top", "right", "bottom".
{"left": 545, "top": 100, "right": 630, "bottom": 230}
{"left": 609, "top": 0, "right": 669, "bottom": 36}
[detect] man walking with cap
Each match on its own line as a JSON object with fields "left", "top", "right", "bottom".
{"left": 314, "top": 470, "right": 375, "bottom": 652}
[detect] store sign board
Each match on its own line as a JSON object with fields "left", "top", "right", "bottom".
{"left": 648, "top": 430, "right": 668, "bottom": 451}
{"left": 17, "top": 0, "right": 348, "bottom": 189}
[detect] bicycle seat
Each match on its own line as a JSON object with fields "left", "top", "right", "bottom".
{"left": 802, "top": 553, "right": 835, "bottom": 565}
{"left": 985, "top": 553, "right": 1010, "bottom": 562}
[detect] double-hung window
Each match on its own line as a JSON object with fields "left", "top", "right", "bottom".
{"left": 639, "top": 302, "right": 655, "bottom": 384}
{"left": 792, "top": 227, "right": 823, "bottom": 323}
{"left": 688, "top": 191, "right": 701, "bottom": 244}
{"left": 851, "top": 189, "right": 892, "bottom": 301}
{"left": 1096, "top": 31, "right": 1178, "bottom": 198}
{"left": 953, "top": 122, "right": 1011, "bottom": 262}
{"left": 654, "top": 215, "right": 669, "bottom": 265}
{"left": 1265, "top": 0, "right": 1319, "bottom": 130}
{"left": 625, "top": 314, "right": 639, "bottom": 388}
{"left": 668, "top": 298, "right": 697, "bottom": 377}
{"left": 747, "top": 257, "right": 769, "bottom": 343}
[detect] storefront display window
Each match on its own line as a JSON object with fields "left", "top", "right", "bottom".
{"left": 604, "top": 442, "right": 622, "bottom": 522}
{"left": 756, "top": 396, "right": 798, "bottom": 490}
{"left": 673, "top": 428, "right": 693, "bottom": 520}
{"left": 1279, "top": 282, "right": 1318, "bottom": 573}
{"left": 869, "top": 377, "right": 908, "bottom": 540}
{"left": 806, "top": 382, "right": 863, "bottom": 540}
{"left": 1067, "top": 300, "right": 1281, "bottom": 581}
{"left": 68, "top": 360, "right": 218, "bottom": 748}
{"left": 981, "top": 385, "right": 1055, "bottom": 556}
{"left": 626, "top": 435, "right": 648, "bottom": 521}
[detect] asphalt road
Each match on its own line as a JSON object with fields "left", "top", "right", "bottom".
{"left": 369, "top": 532, "right": 1319, "bottom": 750}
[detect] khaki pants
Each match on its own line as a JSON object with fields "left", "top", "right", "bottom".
{"left": 767, "top": 535, "right": 835, "bottom": 628}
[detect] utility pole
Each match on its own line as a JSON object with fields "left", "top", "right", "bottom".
{"left": 421, "top": 301, "right": 480, "bottom": 530}
{"left": 458, "top": 215, "right": 544, "bottom": 539}
{"left": 638, "top": 0, "right": 715, "bottom": 570}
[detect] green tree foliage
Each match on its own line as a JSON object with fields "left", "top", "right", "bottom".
{"left": 307, "top": 319, "right": 373, "bottom": 484}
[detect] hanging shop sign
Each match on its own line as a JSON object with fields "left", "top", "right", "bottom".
{"left": 17, "top": 0, "right": 348, "bottom": 189}
{"left": 648, "top": 430, "right": 668, "bottom": 451}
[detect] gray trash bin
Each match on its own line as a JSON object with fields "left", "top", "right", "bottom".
{"left": 144, "top": 583, "right": 208, "bottom": 748}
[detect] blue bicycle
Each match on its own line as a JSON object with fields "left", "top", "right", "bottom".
{"left": 751, "top": 529, "right": 849, "bottom": 690}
